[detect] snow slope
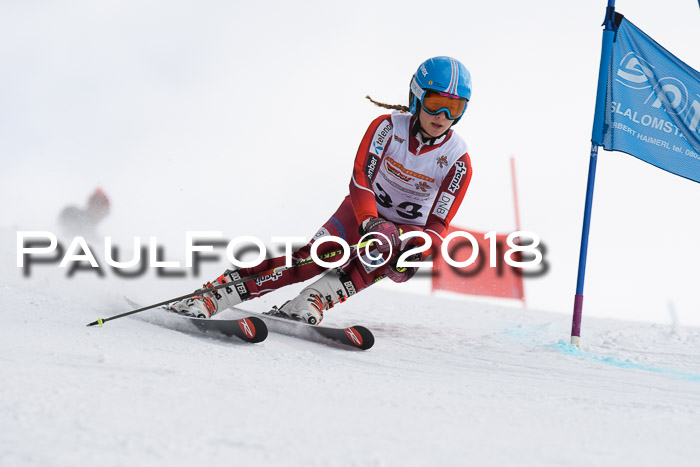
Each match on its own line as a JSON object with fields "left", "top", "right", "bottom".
{"left": 2, "top": 269, "right": 700, "bottom": 467}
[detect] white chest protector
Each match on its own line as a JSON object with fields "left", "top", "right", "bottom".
{"left": 373, "top": 112, "right": 468, "bottom": 226}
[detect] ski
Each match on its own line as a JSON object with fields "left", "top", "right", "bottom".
{"left": 227, "top": 307, "right": 375, "bottom": 350}
{"left": 178, "top": 313, "right": 268, "bottom": 343}
{"left": 122, "top": 298, "right": 371, "bottom": 349}
{"left": 124, "top": 298, "right": 268, "bottom": 344}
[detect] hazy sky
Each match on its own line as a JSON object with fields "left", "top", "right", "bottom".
{"left": 2, "top": 0, "right": 699, "bottom": 326}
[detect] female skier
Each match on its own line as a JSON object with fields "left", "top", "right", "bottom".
{"left": 170, "top": 56, "right": 473, "bottom": 325}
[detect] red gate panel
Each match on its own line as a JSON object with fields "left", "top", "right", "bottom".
{"left": 431, "top": 226, "right": 525, "bottom": 301}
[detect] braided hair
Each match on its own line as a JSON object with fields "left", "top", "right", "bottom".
{"left": 365, "top": 95, "right": 409, "bottom": 113}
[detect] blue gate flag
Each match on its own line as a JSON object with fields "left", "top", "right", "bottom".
{"left": 595, "top": 17, "right": 700, "bottom": 183}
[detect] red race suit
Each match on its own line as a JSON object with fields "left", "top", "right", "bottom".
{"left": 220, "top": 111, "right": 472, "bottom": 303}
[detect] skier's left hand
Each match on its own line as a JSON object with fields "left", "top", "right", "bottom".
{"left": 361, "top": 217, "right": 401, "bottom": 255}
{"left": 386, "top": 247, "right": 422, "bottom": 283}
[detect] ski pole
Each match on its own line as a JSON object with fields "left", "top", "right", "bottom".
{"left": 87, "top": 236, "right": 381, "bottom": 327}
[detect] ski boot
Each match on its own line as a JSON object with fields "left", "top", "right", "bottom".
{"left": 168, "top": 269, "right": 248, "bottom": 318}
{"left": 266, "top": 268, "right": 359, "bottom": 325}
{"left": 168, "top": 295, "right": 217, "bottom": 319}
{"left": 264, "top": 295, "right": 324, "bottom": 325}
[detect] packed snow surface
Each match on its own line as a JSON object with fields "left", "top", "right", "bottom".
{"left": 2, "top": 270, "right": 700, "bottom": 467}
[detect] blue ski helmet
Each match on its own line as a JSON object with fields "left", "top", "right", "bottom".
{"left": 409, "top": 56, "right": 471, "bottom": 123}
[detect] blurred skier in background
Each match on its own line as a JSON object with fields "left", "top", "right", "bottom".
{"left": 171, "top": 56, "right": 474, "bottom": 325}
{"left": 58, "top": 188, "right": 110, "bottom": 238}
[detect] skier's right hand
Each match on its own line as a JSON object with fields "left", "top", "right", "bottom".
{"left": 361, "top": 217, "right": 401, "bottom": 254}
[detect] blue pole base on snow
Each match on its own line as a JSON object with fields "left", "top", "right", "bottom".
{"left": 571, "top": 0, "right": 616, "bottom": 346}
{"left": 571, "top": 144, "right": 599, "bottom": 346}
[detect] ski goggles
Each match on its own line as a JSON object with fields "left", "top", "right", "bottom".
{"left": 420, "top": 90, "right": 468, "bottom": 120}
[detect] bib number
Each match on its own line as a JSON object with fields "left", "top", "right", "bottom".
{"left": 375, "top": 183, "right": 424, "bottom": 220}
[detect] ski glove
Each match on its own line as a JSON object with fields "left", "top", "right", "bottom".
{"left": 386, "top": 247, "right": 422, "bottom": 283}
{"left": 361, "top": 217, "right": 401, "bottom": 254}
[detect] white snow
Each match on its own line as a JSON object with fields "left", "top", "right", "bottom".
{"left": 2, "top": 258, "right": 700, "bottom": 467}
{"left": 3, "top": 2, "right": 700, "bottom": 465}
